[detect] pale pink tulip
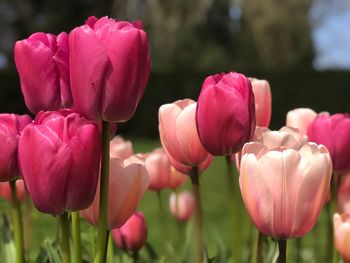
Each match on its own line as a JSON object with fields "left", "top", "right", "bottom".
{"left": 338, "top": 174, "right": 350, "bottom": 213}
{"left": 250, "top": 78, "right": 272, "bottom": 127}
{"left": 81, "top": 155, "right": 149, "bottom": 229}
{"left": 334, "top": 213, "right": 350, "bottom": 262}
{"left": 240, "top": 127, "right": 332, "bottom": 238}
{"left": 158, "top": 99, "right": 212, "bottom": 174}
{"left": 110, "top": 136, "right": 133, "bottom": 159}
{"left": 169, "top": 191, "right": 195, "bottom": 222}
{"left": 286, "top": 108, "right": 317, "bottom": 136}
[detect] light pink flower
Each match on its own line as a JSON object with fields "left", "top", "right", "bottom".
{"left": 334, "top": 213, "right": 350, "bottom": 263}
{"left": 169, "top": 191, "right": 195, "bottom": 222}
{"left": 250, "top": 78, "right": 272, "bottom": 127}
{"left": 110, "top": 136, "right": 133, "bottom": 159}
{"left": 286, "top": 108, "right": 317, "bottom": 136}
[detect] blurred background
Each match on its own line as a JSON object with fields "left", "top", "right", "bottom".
{"left": 0, "top": 0, "right": 350, "bottom": 136}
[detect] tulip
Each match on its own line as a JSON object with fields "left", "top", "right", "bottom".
{"left": 169, "top": 191, "right": 195, "bottom": 222}
{"left": 240, "top": 127, "right": 332, "bottom": 238}
{"left": 18, "top": 110, "right": 101, "bottom": 215}
{"left": 0, "top": 180, "right": 26, "bottom": 203}
{"left": 0, "top": 114, "right": 32, "bottom": 181}
{"left": 81, "top": 155, "right": 149, "bottom": 229}
{"left": 286, "top": 108, "right": 317, "bottom": 136}
{"left": 308, "top": 113, "right": 350, "bottom": 174}
{"left": 250, "top": 78, "right": 272, "bottom": 127}
{"left": 196, "top": 72, "right": 255, "bottom": 156}
{"left": 112, "top": 212, "right": 147, "bottom": 252}
{"left": 158, "top": 99, "right": 212, "bottom": 174}
{"left": 14, "top": 32, "right": 71, "bottom": 114}
{"left": 338, "top": 174, "right": 350, "bottom": 213}
{"left": 334, "top": 213, "right": 350, "bottom": 262}
{"left": 69, "top": 16, "right": 151, "bottom": 122}
{"left": 110, "top": 136, "right": 133, "bottom": 159}
{"left": 145, "top": 148, "right": 187, "bottom": 191}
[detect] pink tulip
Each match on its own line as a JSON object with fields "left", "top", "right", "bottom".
{"left": 338, "top": 174, "right": 350, "bottom": 213}
{"left": 112, "top": 212, "right": 147, "bottom": 252}
{"left": 0, "top": 180, "right": 26, "bottom": 203}
{"left": 250, "top": 78, "right": 272, "bottom": 127}
{"left": 110, "top": 136, "right": 133, "bottom": 159}
{"left": 308, "top": 113, "right": 350, "bottom": 174}
{"left": 69, "top": 16, "right": 151, "bottom": 122}
{"left": 145, "top": 148, "right": 187, "bottom": 191}
{"left": 240, "top": 127, "right": 332, "bottom": 238}
{"left": 158, "top": 99, "right": 212, "bottom": 174}
{"left": 334, "top": 213, "right": 350, "bottom": 262}
{"left": 0, "top": 114, "right": 32, "bottom": 181}
{"left": 286, "top": 108, "right": 317, "bottom": 136}
{"left": 18, "top": 110, "right": 101, "bottom": 214}
{"left": 14, "top": 32, "right": 71, "bottom": 114}
{"left": 196, "top": 72, "right": 255, "bottom": 156}
{"left": 81, "top": 155, "right": 149, "bottom": 229}
{"left": 169, "top": 191, "right": 195, "bottom": 222}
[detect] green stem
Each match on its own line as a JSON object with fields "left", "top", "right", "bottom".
{"left": 107, "top": 232, "right": 114, "bottom": 263}
{"left": 277, "top": 239, "right": 287, "bottom": 263}
{"left": 327, "top": 173, "right": 339, "bottom": 263}
{"left": 10, "top": 180, "right": 25, "bottom": 263}
{"left": 60, "top": 213, "right": 71, "bottom": 263}
{"left": 94, "top": 121, "right": 110, "bottom": 263}
{"left": 256, "top": 232, "right": 264, "bottom": 263}
{"left": 295, "top": 238, "right": 301, "bottom": 263}
{"left": 156, "top": 191, "right": 166, "bottom": 256}
{"left": 190, "top": 166, "right": 203, "bottom": 263}
{"left": 71, "top": 212, "right": 82, "bottom": 263}
{"left": 132, "top": 251, "right": 139, "bottom": 263}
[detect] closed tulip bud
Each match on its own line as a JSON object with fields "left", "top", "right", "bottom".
{"left": 286, "top": 108, "right": 317, "bottom": 136}
{"left": 240, "top": 127, "right": 332, "bottom": 238}
{"left": 112, "top": 212, "right": 147, "bottom": 252}
{"left": 18, "top": 110, "right": 101, "bottom": 214}
{"left": 0, "top": 114, "right": 32, "bottom": 181}
{"left": 334, "top": 213, "right": 350, "bottom": 262}
{"left": 169, "top": 191, "right": 195, "bottom": 222}
{"left": 81, "top": 155, "right": 149, "bottom": 229}
{"left": 250, "top": 78, "right": 272, "bottom": 127}
{"left": 0, "top": 180, "right": 26, "bottom": 203}
{"left": 69, "top": 16, "right": 151, "bottom": 122}
{"left": 110, "top": 136, "right": 133, "bottom": 159}
{"left": 158, "top": 99, "right": 212, "bottom": 174}
{"left": 308, "top": 113, "right": 350, "bottom": 174}
{"left": 14, "top": 32, "right": 71, "bottom": 114}
{"left": 196, "top": 72, "right": 255, "bottom": 156}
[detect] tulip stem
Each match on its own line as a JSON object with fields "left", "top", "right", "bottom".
{"left": 71, "top": 212, "right": 82, "bottom": 263}
{"left": 277, "top": 239, "right": 287, "bottom": 263}
{"left": 156, "top": 191, "right": 167, "bottom": 257}
{"left": 60, "top": 212, "right": 71, "bottom": 263}
{"left": 107, "top": 232, "right": 114, "bottom": 263}
{"left": 95, "top": 121, "right": 110, "bottom": 263}
{"left": 190, "top": 166, "right": 203, "bottom": 263}
{"left": 10, "top": 180, "right": 25, "bottom": 263}
{"left": 255, "top": 231, "right": 264, "bottom": 263}
{"left": 327, "top": 173, "right": 339, "bottom": 263}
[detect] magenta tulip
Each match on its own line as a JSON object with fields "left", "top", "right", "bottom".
{"left": 0, "top": 180, "right": 26, "bottom": 203}
{"left": 112, "top": 212, "right": 147, "bottom": 252}
{"left": 334, "top": 213, "right": 350, "bottom": 262}
{"left": 110, "top": 136, "right": 133, "bottom": 159}
{"left": 250, "top": 78, "right": 272, "bottom": 127}
{"left": 69, "top": 16, "right": 151, "bottom": 122}
{"left": 286, "top": 108, "right": 317, "bottom": 136}
{"left": 240, "top": 127, "right": 332, "bottom": 238}
{"left": 196, "top": 72, "right": 255, "bottom": 156}
{"left": 0, "top": 114, "right": 31, "bottom": 181}
{"left": 18, "top": 110, "right": 101, "bottom": 214}
{"left": 158, "top": 99, "right": 212, "bottom": 174}
{"left": 308, "top": 113, "right": 350, "bottom": 174}
{"left": 14, "top": 32, "right": 71, "bottom": 114}
{"left": 169, "top": 191, "right": 195, "bottom": 222}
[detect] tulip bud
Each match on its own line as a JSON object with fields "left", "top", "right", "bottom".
{"left": 240, "top": 127, "right": 332, "bottom": 238}
{"left": 196, "top": 72, "right": 256, "bottom": 156}
{"left": 14, "top": 32, "right": 71, "bottom": 114}
{"left": 69, "top": 16, "right": 151, "bottom": 122}
{"left": 0, "top": 180, "right": 26, "bottom": 203}
{"left": 110, "top": 136, "right": 133, "bottom": 159}
{"left": 112, "top": 212, "right": 147, "bottom": 252}
{"left": 18, "top": 110, "right": 101, "bottom": 214}
{"left": 250, "top": 78, "right": 272, "bottom": 127}
{"left": 81, "top": 155, "right": 149, "bottom": 229}
{"left": 169, "top": 191, "right": 195, "bottom": 222}
{"left": 158, "top": 99, "right": 212, "bottom": 174}
{"left": 308, "top": 113, "right": 350, "bottom": 174}
{"left": 145, "top": 148, "right": 187, "bottom": 191}
{"left": 334, "top": 213, "right": 350, "bottom": 262}
{"left": 286, "top": 108, "right": 317, "bottom": 136}
{"left": 0, "top": 114, "right": 32, "bottom": 181}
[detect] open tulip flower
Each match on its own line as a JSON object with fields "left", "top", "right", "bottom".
{"left": 286, "top": 108, "right": 317, "bottom": 136}
{"left": 334, "top": 213, "right": 350, "bottom": 262}
{"left": 250, "top": 78, "right": 272, "bottom": 127}
{"left": 239, "top": 126, "right": 332, "bottom": 238}
{"left": 14, "top": 32, "right": 71, "bottom": 114}
{"left": 18, "top": 110, "right": 101, "bottom": 215}
{"left": 81, "top": 155, "right": 149, "bottom": 229}
{"left": 69, "top": 16, "right": 150, "bottom": 122}
{"left": 110, "top": 136, "right": 133, "bottom": 159}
